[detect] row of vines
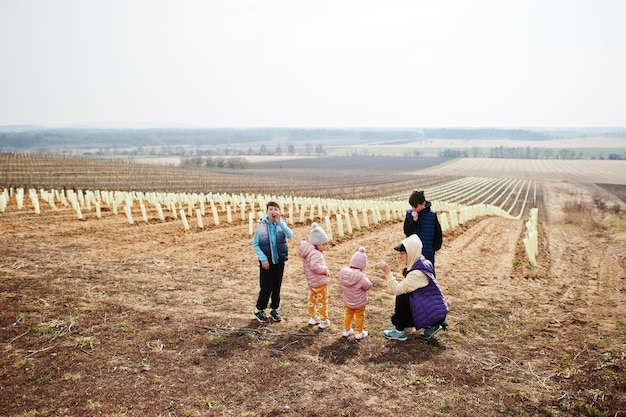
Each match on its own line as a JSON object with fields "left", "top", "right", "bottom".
{"left": 0, "top": 152, "right": 539, "bottom": 263}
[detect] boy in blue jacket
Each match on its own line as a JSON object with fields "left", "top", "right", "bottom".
{"left": 403, "top": 189, "right": 443, "bottom": 266}
{"left": 253, "top": 201, "right": 293, "bottom": 323}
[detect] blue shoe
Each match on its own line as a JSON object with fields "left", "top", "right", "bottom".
{"left": 419, "top": 324, "right": 443, "bottom": 340}
{"left": 383, "top": 327, "right": 407, "bottom": 341}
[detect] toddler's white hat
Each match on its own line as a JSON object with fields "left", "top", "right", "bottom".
{"left": 309, "top": 222, "right": 329, "bottom": 245}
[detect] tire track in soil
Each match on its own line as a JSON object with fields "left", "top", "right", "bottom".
{"left": 544, "top": 223, "right": 626, "bottom": 332}
{"left": 435, "top": 216, "right": 524, "bottom": 310}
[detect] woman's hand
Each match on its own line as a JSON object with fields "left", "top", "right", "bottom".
{"left": 377, "top": 260, "right": 390, "bottom": 274}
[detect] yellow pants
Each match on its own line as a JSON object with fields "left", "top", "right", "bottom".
{"left": 343, "top": 305, "right": 366, "bottom": 333}
{"left": 308, "top": 284, "right": 328, "bottom": 321}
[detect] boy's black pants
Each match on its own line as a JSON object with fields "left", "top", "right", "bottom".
{"left": 256, "top": 261, "right": 285, "bottom": 311}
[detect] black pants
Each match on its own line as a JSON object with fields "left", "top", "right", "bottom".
{"left": 255, "top": 261, "right": 285, "bottom": 311}
{"left": 391, "top": 293, "right": 414, "bottom": 331}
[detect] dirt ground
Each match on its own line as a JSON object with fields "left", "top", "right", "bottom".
{"left": 1, "top": 181, "right": 625, "bottom": 417}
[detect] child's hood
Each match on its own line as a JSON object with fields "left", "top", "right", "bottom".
{"left": 299, "top": 240, "right": 315, "bottom": 258}
{"left": 340, "top": 266, "right": 364, "bottom": 287}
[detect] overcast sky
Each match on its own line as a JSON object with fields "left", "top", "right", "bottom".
{"left": 1, "top": 1, "right": 625, "bottom": 128}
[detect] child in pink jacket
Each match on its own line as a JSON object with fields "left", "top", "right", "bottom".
{"left": 339, "top": 246, "right": 372, "bottom": 339}
{"left": 299, "top": 223, "right": 332, "bottom": 328}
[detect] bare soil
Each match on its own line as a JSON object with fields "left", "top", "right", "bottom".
{"left": 1, "top": 181, "right": 625, "bottom": 417}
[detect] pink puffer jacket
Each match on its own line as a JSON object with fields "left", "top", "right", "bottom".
{"left": 299, "top": 240, "right": 331, "bottom": 289}
{"left": 339, "top": 266, "right": 372, "bottom": 309}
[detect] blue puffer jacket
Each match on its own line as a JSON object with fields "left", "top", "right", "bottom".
{"left": 254, "top": 217, "right": 289, "bottom": 264}
{"left": 407, "top": 256, "right": 449, "bottom": 330}
{"left": 403, "top": 201, "right": 442, "bottom": 265}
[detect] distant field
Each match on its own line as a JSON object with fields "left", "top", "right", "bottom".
{"left": 135, "top": 155, "right": 315, "bottom": 166}
{"left": 420, "top": 158, "right": 626, "bottom": 185}
{"left": 136, "top": 155, "right": 453, "bottom": 171}
{"left": 326, "top": 136, "right": 626, "bottom": 157}
{"left": 250, "top": 155, "right": 451, "bottom": 172}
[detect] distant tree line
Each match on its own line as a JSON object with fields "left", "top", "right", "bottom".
{"left": 0, "top": 128, "right": 280, "bottom": 149}
{"left": 191, "top": 143, "right": 326, "bottom": 158}
{"left": 179, "top": 144, "right": 329, "bottom": 170}
{"left": 486, "top": 146, "right": 623, "bottom": 160}
{"left": 1, "top": 127, "right": 624, "bottom": 160}
{"left": 180, "top": 156, "right": 249, "bottom": 170}
{"left": 440, "top": 149, "right": 468, "bottom": 158}
{"left": 5, "top": 126, "right": 625, "bottom": 151}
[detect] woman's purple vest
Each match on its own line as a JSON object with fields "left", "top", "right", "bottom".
{"left": 407, "top": 256, "right": 449, "bottom": 329}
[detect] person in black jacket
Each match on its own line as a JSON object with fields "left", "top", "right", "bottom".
{"left": 403, "top": 189, "right": 443, "bottom": 266}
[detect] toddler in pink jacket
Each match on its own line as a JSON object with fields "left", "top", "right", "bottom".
{"left": 299, "top": 223, "right": 332, "bottom": 328}
{"left": 339, "top": 246, "right": 372, "bottom": 339}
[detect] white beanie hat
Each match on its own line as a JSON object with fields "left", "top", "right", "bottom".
{"left": 309, "top": 222, "right": 329, "bottom": 245}
{"left": 350, "top": 246, "right": 367, "bottom": 269}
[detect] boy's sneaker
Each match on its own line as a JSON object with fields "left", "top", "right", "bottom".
{"left": 318, "top": 319, "right": 331, "bottom": 329}
{"left": 254, "top": 310, "right": 269, "bottom": 323}
{"left": 269, "top": 309, "right": 282, "bottom": 322}
{"left": 383, "top": 327, "right": 408, "bottom": 341}
{"left": 355, "top": 330, "right": 368, "bottom": 340}
{"left": 308, "top": 317, "right": 319, "bottom": 325}
{"left": 342, "top": 328, "right": 354, "bottom": 337}
{"left": 419, "top": 324, "right": 443, "bottom": 340}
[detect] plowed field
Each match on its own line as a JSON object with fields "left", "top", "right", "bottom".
{"left": 1, "top": 168, "right": 625, "bottom": 416}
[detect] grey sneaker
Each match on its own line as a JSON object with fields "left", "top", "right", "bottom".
{"left": 254, "top": 310, "right": 269, "bottom": 323}
{"left": 269, "top": 309, "right": 282, "bottom": 322}
{"left": 419, "top": 324, "right": 443, "bottom": 340}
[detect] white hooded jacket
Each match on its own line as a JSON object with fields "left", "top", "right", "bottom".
{"left": 385, "top": 234, "right": 430, "bottom": 295}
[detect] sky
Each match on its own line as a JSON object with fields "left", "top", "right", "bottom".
{"left": 1, "top": 0, "right": 625, "bottom": 129}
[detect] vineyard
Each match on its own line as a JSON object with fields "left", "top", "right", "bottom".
{"left": 1, "top": 153, "right": 625, "bottom": 417}
{"left": 0, "top": 153, "right": 455, "bottom": 199}
{"left": 0, "top": 153, "right": 540, "bottom": 221}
